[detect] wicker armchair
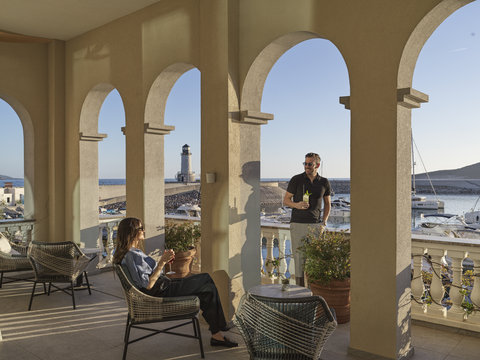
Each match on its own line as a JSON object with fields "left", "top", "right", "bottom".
{"left": 115, "top": 264, "right": 204, "bottom": 360}
{"left": 234, "top": 293, "right": 337, "bottom": 360}
{"left": 27, "top": 241, "right": 96, "bottom": 310}
{"left": 0, "top": 241, "right": 32, "bottom": 287}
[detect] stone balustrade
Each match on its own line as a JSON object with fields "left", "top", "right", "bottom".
{"left": 0, "top": 219, "right": 35, "bottom": 243}
{"left": 411, "top": 233, "right": 480, "bottom": 332}
{"left": 82, "top": 216, "right": 480, "bottom": 333}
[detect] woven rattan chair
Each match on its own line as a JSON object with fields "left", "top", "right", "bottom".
{"left": 0, "top": 241, "right": 33, "bottom": 287}
{"left": 27, "top": 241, "right": 95, "bottom": 310}
{"left": 115, "top": 264, "right": 204, "bottom": 360}
{"left": 234, "top": 293, "right": 337, "bottom": 360}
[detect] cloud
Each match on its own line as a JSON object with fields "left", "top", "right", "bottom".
{"left": 449, "top": 47, "right": 468, "bottom": 53}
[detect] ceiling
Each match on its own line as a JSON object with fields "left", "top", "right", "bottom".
{"left": 0, "top": 0, "right": 162, "bottom": 41}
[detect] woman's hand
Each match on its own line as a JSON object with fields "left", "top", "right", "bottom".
{"left": 161, "top": 249, "right": 175, "bottom": 263}
{"left": 147, "top": 249, "right": 175, "bottom": 290}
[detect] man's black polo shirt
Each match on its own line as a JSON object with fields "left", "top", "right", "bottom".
{"left": 286, "top": 172, "right": 331, "bottom": 223}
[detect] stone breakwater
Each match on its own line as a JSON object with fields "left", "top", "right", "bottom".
{"left": 99, "top": 179, "right": 480, "bottom": 212}
{"left": 280, "top": 179, "right": 480, "bottom": 195}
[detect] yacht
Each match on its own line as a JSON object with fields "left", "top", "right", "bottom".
{"left": 411, "top": 133, "right": 445, "bottom": 210}
{"left": 412, "top": 213, "right": 480, "bottom": 239}
{"left": 167, "top": 203, "right": 201, "bottom": 219}
{"left": 411, "top": 194, "right": 445, "bottom": 210}
{"left": 464, "top": 195, "right": 480, "bottom": 228}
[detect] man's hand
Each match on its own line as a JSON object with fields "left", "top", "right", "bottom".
{"left": 297, "top": 201, "right": 309, "bottom": 210}
{"left": 319, "top": 224, "right": 326, "bottom": 235}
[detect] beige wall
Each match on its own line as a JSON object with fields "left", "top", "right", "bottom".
{"left": 0, "top": 41, "right": 50, "bottom": 241}
{"left": 1, "top": 0, "right": 475, "bottom": 358}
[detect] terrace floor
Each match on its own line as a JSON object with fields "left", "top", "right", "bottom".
{"left": 0, "top": 270, "right": 478, "bottom": 360}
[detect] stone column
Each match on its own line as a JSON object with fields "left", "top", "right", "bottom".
{"left": 143, "top": 123, "right": 174, "bottom": 254}
{"left": 340, "top": 87, "right": 427, "bottom": 360}
{"left": 200, "top": 0, "right": 271, "bottom": 319}
{"left": 47, "top": 40, "right": 66, "bottom": 242}
{"left": 79, "top": 132, "right": 106, "bottom": 248}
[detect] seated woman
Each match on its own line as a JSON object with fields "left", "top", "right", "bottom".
{"left": 113, "top": 217, "right": 237, "bottom": 348}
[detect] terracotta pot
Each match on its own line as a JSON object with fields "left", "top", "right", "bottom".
{"left": 167, "top": 248, "right": 196, "bottom": 278}
{"left": 309, "top": 278, "right": 350, "bottom": 324}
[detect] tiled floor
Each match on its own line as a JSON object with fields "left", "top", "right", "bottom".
{"left": 0, "top": 269, "right": 478, "bottom": 360}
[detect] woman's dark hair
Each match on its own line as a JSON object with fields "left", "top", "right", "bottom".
{"left": 113, "top": 217, "right": 142, "bottom": 264}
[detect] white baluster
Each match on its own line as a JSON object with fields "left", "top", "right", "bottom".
{"left": 106, "top": 223, "right": 115, "bottom": 264}
{"left": 265, "top": 232, "right": 275, "bottom": 282}
{"left": 279, "top": 234, "right": 287, "bottom": 279}
{"left": 97, "top": 224, "right": 105, "bottom": 268}
{"left": 260, "top": 232, "right": 264, "bottom": 277}
{"left": 287, "top": 228, "right": 296, "bottom": 284}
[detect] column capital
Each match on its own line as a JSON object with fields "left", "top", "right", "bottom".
{"left": 339, "top": 96, "right": 350, "bottom": 110}
{"left": 397, "top": 88, "right": 429, "bottom": 109}
{"left": 79, "top": 132, "right": 107, "bottom": 141}
{"left": 120, "top": 123, "right": 175, "bottom": 136}
{"left": 238, "top": 110, "right": 274, "bottom": 125}
{"left": 144, "top": 123, "right": 175, "bottom": 135}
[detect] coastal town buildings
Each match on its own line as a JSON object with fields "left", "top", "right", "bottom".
{"left": 0, "top": 182, "right": 24, "bottom": 206}
{"left": 1, "top": 1, "right": 479, "bottom": 359}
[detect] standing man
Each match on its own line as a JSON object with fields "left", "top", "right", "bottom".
{"left": 283, "top": 152, "right": 331, "bottom": 286}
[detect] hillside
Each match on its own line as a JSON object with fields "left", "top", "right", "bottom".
{"left": 0, "top": 175, "right": 13, "bottom": 180}
{"left": 415, "top": 162, "right": 480, "bottom": 180}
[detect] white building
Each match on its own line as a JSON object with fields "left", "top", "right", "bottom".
{"left": 0, "top": 184, "right": 24, "bottom": 206}
{"left": 176, "top": 144, "right": 196, "bottom": 183}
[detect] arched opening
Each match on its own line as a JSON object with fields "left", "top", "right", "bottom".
{"left": 78, "top": 83, "right": 121, "bottom": 248}
{"left": 0, "top": 95, "right": 34, "bottom": 221}
{"left": 98, "top": 89, "right": 126, "bottom": 214}
{"left": 242, "top": 32, "right": 350, "bottom": 285}
{"left": 143, "top": 63, "right": 200, "bottom": 253}
{"left": 164, "top": 68, "right": 201, "bottom": 194}
{"left": 400, "top": 0, "right": 480, "bottom": 329}
{"left": 410, "top": 1, "right": 480, "bottom": 224}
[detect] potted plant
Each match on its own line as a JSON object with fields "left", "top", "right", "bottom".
{"left": 299, "top": 228, "right": 351, "bottom": 323}
{"left": 164, "top": 221, "right": 201, "bottom": 278}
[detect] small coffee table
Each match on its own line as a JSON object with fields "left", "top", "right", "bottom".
{"left": 248, "top": 284, "right": 312, "bottom": 300}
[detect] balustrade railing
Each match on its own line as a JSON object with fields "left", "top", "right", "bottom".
{"left": 88, "top": 215, "right": 480, "bottom": 333}
{"left": 260, "top": 223, "right": 295, "bottom": 284}
{"left": 96, "top": 217, "right": 123, "bottom": 269}
{"left": 411, "top": 234, "right": 480, "bottom": 332}
{"left": 0, "top": 219, "right": 35, "bottom": 244}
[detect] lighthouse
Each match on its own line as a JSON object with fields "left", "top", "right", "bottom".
{"left": 176, "top": 144, "right": 196, "bottom": 183}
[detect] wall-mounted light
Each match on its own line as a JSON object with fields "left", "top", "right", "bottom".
{"left": 205, "top": 173, "right": 216, "bottom": 184}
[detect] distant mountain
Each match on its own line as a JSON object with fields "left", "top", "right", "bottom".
{"left": 415, "top": 162, "right": 480, "bottom": 179}
{"left": 0, "top": 175, "right": 14, "bottom": 180}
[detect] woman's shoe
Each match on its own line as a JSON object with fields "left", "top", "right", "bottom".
{"left": 210, "top": 336, "right": 238, "bottom": 348}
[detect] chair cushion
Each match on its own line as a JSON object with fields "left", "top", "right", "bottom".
{"left": 0, "top": 233, "right": 20, "bottom": 255}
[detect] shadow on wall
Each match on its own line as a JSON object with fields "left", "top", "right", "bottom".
{"left": 241, "top": 161, "right": 261, "bottom": 292}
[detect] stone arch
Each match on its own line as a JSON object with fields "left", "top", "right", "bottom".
{"left": 241, "top": 31, "right": 324, "bottom": 111}
{"left": 398, "top": 0, "right": 474, "bottom": 87}
{"left": 145, "top": 62, "right": 196, "bottom": 127}
{"left": 141, "top": 63, "right": 198, "bottom": 253}
{"left": 0, "top": 94, "right": 34, "bottom": 220}
{"left": 78, "top": 83, "right": 121, "bottom": 247}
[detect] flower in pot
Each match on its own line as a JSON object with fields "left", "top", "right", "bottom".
{"left": 164, "top": 221, "right": 201, "bottom": 278}
{"left": 299, "top": 228, "right": 350, "bottom": 323}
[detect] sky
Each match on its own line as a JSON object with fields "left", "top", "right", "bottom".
{"left": 1, "top": 1, "right": 480, "bottom": 179}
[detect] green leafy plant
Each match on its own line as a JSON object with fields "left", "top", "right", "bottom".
{"left": 262, "top": 253, "right": 292, "bottom": 280}
{"left": 164, "top": 221, "right": 201, "bottom": 252}
{"left": 299, "top": 228, "right": 350, "bottom": 285}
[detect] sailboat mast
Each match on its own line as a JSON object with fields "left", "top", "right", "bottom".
{"left": 411, "top": 130, "right": 416, "bottom": 195}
